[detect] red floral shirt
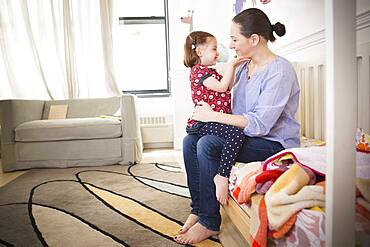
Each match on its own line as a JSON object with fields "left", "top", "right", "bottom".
{"left": 187, "top": 64, "right": 232, "bottom": 127}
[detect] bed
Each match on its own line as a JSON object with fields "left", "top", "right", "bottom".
{"left": 220, "top": 139, "right": 370, "bottom": 247}
{"left": 220, "top": 146, "right": 327, "bottom": 247}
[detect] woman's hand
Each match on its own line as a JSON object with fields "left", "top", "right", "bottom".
{"left": 192, "top": 101, "right": 248, "bottom": 128}
{"left": 192, "top": 101, "right": 216, "bottom": 122}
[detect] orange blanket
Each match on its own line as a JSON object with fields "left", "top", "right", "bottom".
{"left": 265, "top": 164, "right": 325, "bottom": 230}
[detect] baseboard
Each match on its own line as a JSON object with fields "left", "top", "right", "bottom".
{"left": 143, "top": 142, "right": 174, "bottom": 149}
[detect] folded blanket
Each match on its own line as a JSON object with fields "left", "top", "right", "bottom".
{"left": 255, "top": 180, "right": 274, "bottom": 195}
{"left": 263, "top": 146, "right": 326, "bottom": 175}
{"left": 265, "top": 164, "right": 325, "bottom": 230}
{"left": 356, "top": 198, "right": 370, "bottom": 220}
{"left": 255, "top": 169, "right": 285, "bottom": 184}
{"left": 357, "top": 178, "right": 370, "bottom": 202}
{"left": 229, "top": 161, "right": 262, "bottom": 193}
{"left": 250, "top": 194, "right": 267, "bottom": 247}
{"left": 270, "top": 209, "right": 326, "bottom": 247}
{"left": 235, "top": 169, "right": 261, "bottom": 204}
{"left": 255, "top": 169, "right": 285, "bottom": 195}
{"left": 268, "top": 213, "right": 298, "bottom": 239}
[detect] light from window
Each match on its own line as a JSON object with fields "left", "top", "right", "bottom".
{"left": 114, "top": 0, "right": 169, "bottom": 95}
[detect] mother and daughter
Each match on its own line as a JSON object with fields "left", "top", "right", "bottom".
{"left": 174, "top": 8, "right": 301, "bottom": 245}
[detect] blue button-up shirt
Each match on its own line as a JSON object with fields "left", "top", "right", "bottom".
{"left": 232, "top": 56, "right": 300, "bottom": 149}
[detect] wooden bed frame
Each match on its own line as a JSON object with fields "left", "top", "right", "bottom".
{"left": 219, "top": 196, "right": 251, "bottom": 246}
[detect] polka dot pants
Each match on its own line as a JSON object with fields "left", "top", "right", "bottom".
{"left": 198, "top": 122, "right": 245, "bottom": 178}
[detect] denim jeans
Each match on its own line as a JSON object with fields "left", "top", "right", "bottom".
{"left": 182, "top": 134, "right": 284, "bottom": 231}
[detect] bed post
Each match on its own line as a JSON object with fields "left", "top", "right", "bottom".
{"left": 325, "top": 0, "right": 356, "bottom": 246}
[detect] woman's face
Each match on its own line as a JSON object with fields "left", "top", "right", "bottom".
{"left": 229, "top": 22, "right": 253, "bottom": 58}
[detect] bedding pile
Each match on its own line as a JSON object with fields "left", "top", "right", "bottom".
{"left": 229, "top": 139, "right": 370, "bottom": 247}
{"left": 355, "top": 128, "right": 370, "bottom": 246}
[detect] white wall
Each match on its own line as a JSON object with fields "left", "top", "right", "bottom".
{"left": 168, "top": 0, "right": 235, "bottom": 71}
{"left": 262, "top": 0, "right": 370, "bottom": 62}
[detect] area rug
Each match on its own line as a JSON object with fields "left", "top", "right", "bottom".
{"left": 0, "top": 163, "right": 221, "bottom": 247}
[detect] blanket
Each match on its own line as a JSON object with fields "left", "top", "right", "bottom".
{"left": 263, "top": 146, "right": 326, "bottom": 175}
{"left": 357, "top": 178, "right": 370, "bottom": 202}
{"left": 265, "top": 163, "right": 325, "bottom": 230}
{"left": 229, "top": 162, "right": 262, "bottom": 204}
{"left": 249, "top": 194, "right": 267, "bottom": 247}
{"left": 270, "top": 209, "right": 326, "bottom": 247}
{"left": 356, "top": 128, "right": 370, "bottom": 179}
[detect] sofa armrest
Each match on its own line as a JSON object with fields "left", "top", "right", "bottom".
{"left": 0, "top": 100, "right": 45, "bottom": 144}
{"left": 120, "top": 94, "right": 143, "bottom": 163}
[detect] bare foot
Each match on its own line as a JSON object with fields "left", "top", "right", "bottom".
{"left": 178, "top": 214, "right": 199, "bottom": 234}
{"left": 214, "top": 174, "right": 229, "bottom": 205}
{"left": 174, "top": 223, "right": 219, "bottom": 244}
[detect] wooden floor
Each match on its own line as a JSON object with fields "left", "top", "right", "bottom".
{"left": 0, "top": 160, "right": 26, "bottom": 187}
{"left": 0, "top": 148, "right": 245, "bottom": 247}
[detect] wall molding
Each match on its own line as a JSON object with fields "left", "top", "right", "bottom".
{"left": 357, "top": 10, "right": 370, "bottom": 31}
{"left": 275, "top": 29, "right": 325, "bottom": 56}
{"left": 276, "top": 10, "right": 370, "bottom": 56}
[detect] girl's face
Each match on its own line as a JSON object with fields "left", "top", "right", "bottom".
{"left": 229, "top": 22, "right": 253, "bottom": 58}
{"left": 198, "top": 37, "right": 218, "bottom": 66}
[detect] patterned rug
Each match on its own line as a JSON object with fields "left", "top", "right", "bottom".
{"left": 0, "top": 163, "right": 221, "bottom": 247}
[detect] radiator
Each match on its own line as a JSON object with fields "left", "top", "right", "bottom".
{"left": 140, "top": 116, "right": 174, "bottom": 148}
{"left": 296, "top": 63, "right": 326, "bottom": 141}
{"left": 295, "top": 41, "right": 370, "bottom": 140}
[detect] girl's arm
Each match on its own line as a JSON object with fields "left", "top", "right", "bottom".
{"left": 192, "top": 101, "right": 249, "bottom": 129}
{"left": 202, "top": 57, "right": 248, "bottom": 92}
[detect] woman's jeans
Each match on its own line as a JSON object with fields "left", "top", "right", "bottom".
{"left": 182, "top": 134, "right": 284, "bottom": 231}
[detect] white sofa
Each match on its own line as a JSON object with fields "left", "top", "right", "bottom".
{"left": 0, "top": 94, "right": 143, "bottom": 172}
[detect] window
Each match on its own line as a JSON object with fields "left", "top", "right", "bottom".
{"left": 114, "top": 0, "right": 170, "bottom": 97}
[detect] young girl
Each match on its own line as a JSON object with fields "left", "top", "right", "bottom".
{"left": 183, "top": 31, "right": 247, "bottom": 206}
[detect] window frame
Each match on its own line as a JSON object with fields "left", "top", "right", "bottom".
{"left": 117, "top": 0, "right": 170, "bottom": 98}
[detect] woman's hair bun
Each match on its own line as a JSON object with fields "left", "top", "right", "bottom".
{"left": 272, "top": 22, "right": 286, "bottom": 37}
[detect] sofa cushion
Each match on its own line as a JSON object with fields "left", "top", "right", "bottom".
{"left": 15, "top": 117, "right": 122, "bottom": 142}
{"left": 42, "top": 97, "right": 120, "bottom": 119}
{"left": 16, "top": 138, "right": 122, "bottom": 161}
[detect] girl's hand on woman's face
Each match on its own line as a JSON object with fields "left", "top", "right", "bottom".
{"left": 231, "top": 56, "right": 249, "bottom": 67}
{"left": 192, "top": 101, "right": 215, "bottom": 122}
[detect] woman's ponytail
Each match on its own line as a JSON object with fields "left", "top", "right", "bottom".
{"left": 272, "top": 22, "right": 286, "bottom": 37}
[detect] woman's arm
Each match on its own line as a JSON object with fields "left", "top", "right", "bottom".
{"left": 192, "top": 101, "right": 249, "bottom": 129}
{"left": 193, "top": 67, "right": 298, "bottom": 133}
{"left": 202, "top": 57, "right": 248, "bottom": 92}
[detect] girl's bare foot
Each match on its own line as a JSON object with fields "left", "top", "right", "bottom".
{"left": 174, "top": 223, "right": 219, "bottom": 244}
{"left": 214, "top": 174, "right": 229, "bottom": 205}
{"left": 178, "top": 214, "right": 199, "bottom": 234}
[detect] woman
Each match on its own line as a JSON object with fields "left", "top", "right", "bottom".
{"left": 174, "top": 8, "right": 300, "bottom": 245}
